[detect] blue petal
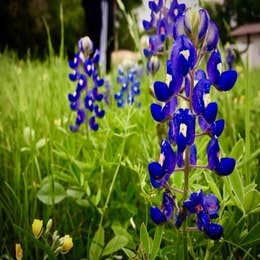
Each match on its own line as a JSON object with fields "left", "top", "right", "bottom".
{"left": 76, "top": 109, "right": 86, "bottom": 125}
{"left": 169, "top": 74, "right": 183, "bottom": 95}
{"left": 69, "top": 124, "right": 79, "bottom": 132}
{"left": 215, "top": 70, "right": 237, "bottom": 91}
{"left": 204, "top": 102, "right": 218, "bottom": 124}
{"left": 190, "top": 144, "right": 197, "bottom": 165}
{"left": 198, "top": 9, "right": 209, "bottom": 40}
{"left": 176, "top": 133, "right": 187, "bottom": 153}
{"left": 161, "top": 139, "right": 176, "bottom": 174}
{"left": 173, "top": 15, "right": 186, "bottom": 39}
{"left": 143, "top": 20, "right": 152, "bottom": 30}
{"left": 198, "top": 116, "right": 209, "bottom": 132}
{"left": 195, "top": 69, "right": 207, "bottom": 81}
{"left": 204, "top": 193, "right": 220, "bottom": 219}
{"left": 207, "top": 138, "right": 220, "bottom": 171}
{"left": 151, "top": 103, "right": 165, "bottom": 122}
{"left": 154, "top": 81, "right": 172, "bottom": 101}
{"left": 89, "top": 116, "right": 99, "bottom": 131}
{"left": 94, "top": 105, "right": 105, "bottom": 118}
{"left": 216, "top": 158, "right": 236, "bottom": 176}
{"left": 212, "top": 119, "right": 225, "bottom": 137}
{"left": 192, "top": 79, "right": 211, "bottom": 115}
{"left": 150, "top": 206, "right": 167, "bottom": 224}
{"left": 207, "top": 50, "right": 221, "bottom": 84}
{"left": 196, "top": 211, "right": 210, "bottom": 231}
{"left": 92, "top": 49, "right": 100, "bottom": 63}
{"left": 205, "top": 223, "right": 223, "bottom": 240}
{"left": 206, "top": 21, "right": 219, "bottom": 51}
{"left": 162, "top": 192, "right": 175, "bottom": 220}
{"left": 148, "top": 162, "right": 164, "bottom": 188}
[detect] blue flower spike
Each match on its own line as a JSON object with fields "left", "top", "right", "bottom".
{"left": 68, "top": 36, "right": 106, "bottom": 132}
{"left": 114, "top": 62, "right": 142, "bottom": 108}
{"left": 146, "top": 1, "right": 237, "bottom": 242}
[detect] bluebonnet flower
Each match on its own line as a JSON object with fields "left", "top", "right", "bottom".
{"left": 114, "top": 62, "right": 142, "bottom": 108}
{"left": 68, "top": 36, "right": 105, "bottom": 131}
{"left": 147, "top": 2, "right": 237, "bottom": 241}
{"left": 182, "top": 190, "right": 223, "bottom": 240}
{"left": 225, "top": 44, "right": 235, "bottom": 70}
{"left": 142, "top": 0, "right": 186, "bottom": 75}
{"left": 207, "top": 137, "right": 236, "bottom": 176}
{"left": 148, "top": 139, "right": 176, "bottom": 188}
{"left": 150, "top": 191, "right": 175, "bottom": 224}
{"left": 207, "top": 49, "right": 237, "bottom": 91}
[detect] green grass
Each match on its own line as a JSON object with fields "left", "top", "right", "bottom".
{"left": 0, "top": 51, "right": 259, "bottom": 259}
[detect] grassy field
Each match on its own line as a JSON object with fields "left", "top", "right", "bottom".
{"left": 0, "top": 51, "right": 259, "bottom": 259}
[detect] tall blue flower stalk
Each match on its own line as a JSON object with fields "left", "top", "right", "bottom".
{"left": 68, "top": 36, "right": 106, "bottom": 131}
{"left": 146, "top": 1, "right": 238, "bottom": 254}
{"left": 114, "top": 62, "right": 143, "bottom": 108}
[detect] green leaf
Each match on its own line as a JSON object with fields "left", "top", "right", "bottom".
{"left": 102, "top": 235, "right": 129, "bottom": 256}
{"left": 151, "top": 225, "right": 164, "bottom": 260}
{"left": 89, "top": 225, "right": 104, "bottom": 260}
{"left": 36, "top": 138, "right": 48, "bottom": 150}
{"left": 243, "top": 190, "right": 260, "bottom": 214}
{"left": 66, "top": 186, "right": 84, "bottom": 199}
{"left": 203, "top": 172, "right": 222, "bottom": 199}
{"left": 227, "top": 169, "right": 244, "bottom": 208}
{"left": 230, "top": 138, "right": 244, "bottom": 161}
{"left": 140, "top": 223, "right": 150, "bottom": 256}
{"left": 240, "top": 222, "right": 260, "bottom": 247}
{"left": 37, "top": 181, "right": 66, "bottom": 205}
{"left": 122, "top": 248, "right": 136, "bottom": 258}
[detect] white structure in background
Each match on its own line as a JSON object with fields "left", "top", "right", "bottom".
{"left": 231, "top": 23, "right": 260, "bottom": 68}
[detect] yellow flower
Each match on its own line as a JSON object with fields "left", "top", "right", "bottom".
{"left": 32, "top": 219, "right": 43, "bottom": 239}
{"left": 15, "top": 243, "right": 23, "bottom": 260}
{"left": 61, "top": 235, "right": 73, "bottom": 254}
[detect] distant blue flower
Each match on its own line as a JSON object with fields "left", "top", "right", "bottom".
{"left": 114, "top": 63, "right": 142, "bottom": 108}
{"left": 150, "top": 191, "right": 175, "bottom": 224}
{"left": 68, "top": 36, "right": 106, "bottom": 132}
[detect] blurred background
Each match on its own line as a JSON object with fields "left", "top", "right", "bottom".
{"left": 0, "top": 0, "right": 259, "bottom": 61}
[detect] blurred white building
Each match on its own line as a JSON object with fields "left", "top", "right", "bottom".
{"left": 231, "top": 23, "right": 260, "bottom": 68}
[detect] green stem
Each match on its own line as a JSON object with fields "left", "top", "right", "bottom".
{"left": 245, "top": 54, "right": 250, "bottom": 184}
{"left": 99, "top": 138, "right": 126, "bottom": 226}
{"left": 183, "top": 145, "right": 190, "bottom": 260}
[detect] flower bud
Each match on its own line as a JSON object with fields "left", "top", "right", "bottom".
{"left": 15, "top": 243, "right": 23, "bottom": 260}
{"left": 61, "top": 235, "right": 73, "bottom": 254}
{"left": 32, "top": 219, "right": 43, "bottom": 239}
{"left": 78, "top": 36, "right": 93, "bottom": 55}
{"left": 45, "top": 218, "right": 53, "bottom": 235}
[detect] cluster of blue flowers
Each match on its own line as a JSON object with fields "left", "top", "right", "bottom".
{"left": 142, "top": 0, "right": 186, "bottom": 74}
{"left": 147, "top": 1, "right": 237, "bottom": 240}
{"left": 68, "top": 36, "right": 106, "bottom": 131}
{"left": 114, "top": 62, "right": 143, "bottom": 107}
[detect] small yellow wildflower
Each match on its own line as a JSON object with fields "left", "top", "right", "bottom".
{"left": 61, "top": 235, "right": 73, "bottom": 254}
{"left": 32, "top": 219, "right": 43, "bottom": 239}
{"left": 15, "top": 243, "right": 23, "bottom": 260}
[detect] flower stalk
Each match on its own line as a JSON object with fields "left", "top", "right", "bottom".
{"left": 144, "top": 0, "right": 238, "bottom": 255}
